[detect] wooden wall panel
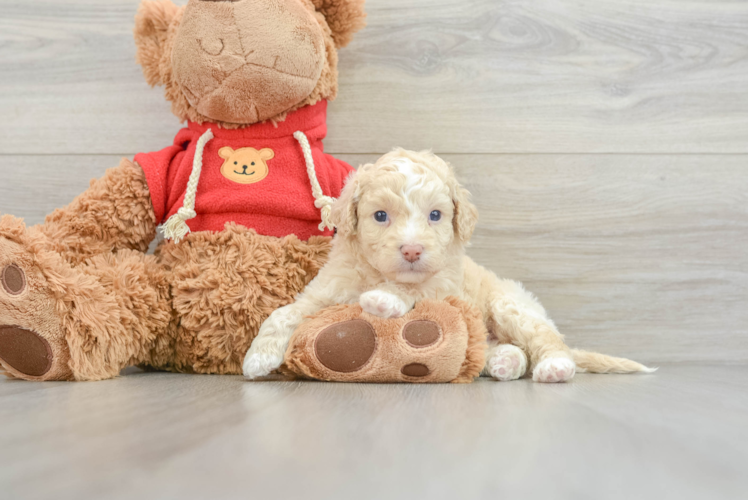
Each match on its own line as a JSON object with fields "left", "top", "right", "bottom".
{"left": 2, "top": 154, "right": 745, "bottom": 363}
{"left": 0, "top": 0, "right": 747, "bottom": 154}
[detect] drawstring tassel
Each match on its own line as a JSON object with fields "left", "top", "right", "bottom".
{"left": 314, "top": 196, "right": 337, "bottom": 232}
{"left": 294, "top": 131, "right": 336, "bottom": 231}
{"left": 160, "top": 128, "right": 214, "bottom": 243}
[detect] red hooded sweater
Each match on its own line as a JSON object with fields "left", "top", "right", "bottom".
{"left": 134, "top": 101, "right": 354, "bottom": 241}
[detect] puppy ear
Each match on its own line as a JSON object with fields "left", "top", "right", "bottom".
{"left": 218, "top": 147, "right": 235, "bottom": 159}
{"left": 311, "top": 0, "right": 367, "bottom": 48}
{"left": 331, "top": 171, "right": 360, "bottom": 236}
{"left": 451, "top": 180, "right": 478, "bottom": 244}
{"left": 134, "top": 0, "right": 180, "bottom": 86}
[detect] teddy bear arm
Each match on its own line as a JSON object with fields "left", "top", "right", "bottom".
{"left": 39, "top": 159, "right": 158, "bottom": 266}
{"left": 283, "top": 299, "right": 487, "bottom": 383}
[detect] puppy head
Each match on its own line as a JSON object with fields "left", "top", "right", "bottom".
{"left": 332, "top": 149, "right": 478, "bottom": 283}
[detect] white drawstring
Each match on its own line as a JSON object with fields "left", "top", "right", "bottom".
{"left": 294, "top": 131, "right": 336, "bottom": 231}
{"left": 160, "top": 128, "right": 214, "bottom": 243}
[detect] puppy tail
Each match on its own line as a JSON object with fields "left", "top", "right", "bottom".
{"left": 572, "top": 349, "right": 657, "bottom": 374}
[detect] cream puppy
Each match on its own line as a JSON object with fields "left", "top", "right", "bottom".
{"left": 244, "top": 149, "right": 653, "bottom": 382}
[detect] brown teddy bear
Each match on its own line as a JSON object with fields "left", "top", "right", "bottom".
{"left": 0, "top": 0, "right": 367, "bottom": 381}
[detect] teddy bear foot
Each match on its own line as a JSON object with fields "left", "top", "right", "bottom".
{"left": 282, "top": 299, "right": 487, "bottom": 384}
{"left": 0, "top": 223, "right": 74, "bottom": 381}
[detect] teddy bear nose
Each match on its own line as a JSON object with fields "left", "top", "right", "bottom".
{"left": 400, "top": 245, "right": 424, "bottom": 263}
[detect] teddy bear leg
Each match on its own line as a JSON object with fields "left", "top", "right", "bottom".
{"left": 158, "top": 226, "right": 333, "bottom": 375}
{"left": 0, "top": 222, "right": 74, "bottom": 380}
{"left": 0, "top": 159, "right": 164, "bottom": 381}
{"left": 0, "top": 233, "right": 172, "bottom": 381}
{"left": 62, "top": 250, "right": 173, "bottom": 381}
{"left": 38, "top": 158, "right": 157, "bottom": 266}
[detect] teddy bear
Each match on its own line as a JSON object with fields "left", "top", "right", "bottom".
{"left": 0, "top": 0, "right": 367, "bottom": 381}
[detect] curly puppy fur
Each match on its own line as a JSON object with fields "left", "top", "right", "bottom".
{"left": 244, "top": 149, "right": 655, "bottom": 383}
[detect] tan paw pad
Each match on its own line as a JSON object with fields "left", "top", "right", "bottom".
{"left": 1, "top": 264, "right": 26, "bottom": 295}
{"left": 402, "top": 320, "right": 441, "bottom": 348}
{"left": 0, "top": 325, "right": 53, "bottom": 377}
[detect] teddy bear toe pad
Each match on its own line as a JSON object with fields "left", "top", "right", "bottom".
{"left": 2, "top": 264, "right": 26, "bottom": 295}
{"left": 402, "top": 320, "right": 441, "bottom": 348}
{"left": 401, "top": 363, "right": 430, "bottom": 377}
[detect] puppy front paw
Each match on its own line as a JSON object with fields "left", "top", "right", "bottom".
{"left": 359, "top": 290, "right": 411, "bottom": 319}
{"left": 243, "top": 349, "right": 285, "bottom": 380}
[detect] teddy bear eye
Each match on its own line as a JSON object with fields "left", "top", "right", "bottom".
{"left": 251, "top": 162, "right": 255, "bottom": 166}
{"left": 234, "top": 161, "right": 238, "bottom": 165}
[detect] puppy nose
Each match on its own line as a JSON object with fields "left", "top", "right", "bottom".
{"left": 400, "top": 244, "right": 424, "bottom": 263}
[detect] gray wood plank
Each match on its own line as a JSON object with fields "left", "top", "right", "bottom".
{"left": 0, "top": 366, "right": 746, "bottom": 500}
{"left": 1, "top": 153, "right": 746, "bottom": 363}
{"left": 1, "top": 0, "right": 747, "bottom": 154}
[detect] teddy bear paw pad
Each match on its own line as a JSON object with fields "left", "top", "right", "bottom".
{"left": 314, "top": 319, "right": 376, "bottom": 373}
{"left": 0, "top": 325, "right": 53, "bottom": 378}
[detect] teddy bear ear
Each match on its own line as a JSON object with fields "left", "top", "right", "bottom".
{"left": 259, "top": 149, "right": 275, "bottom": 161}
{"left": 134, "top": 0, "right": 181, "bottom": 86}
{"left": 311, "top": 0, "right": 367, "bottom": 48}
{"left": 218, "top": 147, "right": 235, "bottom": 159}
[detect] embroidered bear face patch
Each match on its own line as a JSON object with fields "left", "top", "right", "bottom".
{"left": 218, "top": 147, "right": 275, "bottom": 184}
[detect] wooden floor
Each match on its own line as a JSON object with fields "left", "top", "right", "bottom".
{"left": 1, "top": 366, "right": 746, "bottom": 500}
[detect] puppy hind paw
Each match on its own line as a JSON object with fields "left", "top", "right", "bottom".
{"left": 486, "top": 344, "right": 527, "bottom": 381}
{"left": 532, "top": 357, "right": 576, "bottom": 383}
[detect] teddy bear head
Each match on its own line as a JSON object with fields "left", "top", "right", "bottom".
{"left": 134, "top": 0, "right": 366, "bottom": 128}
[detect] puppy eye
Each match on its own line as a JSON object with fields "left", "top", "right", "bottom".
{"left": 430, "top": 210, "right": 442, "bottom": 222}
{"left": 374, "top": 211, "right": 388, "bottom": 223}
